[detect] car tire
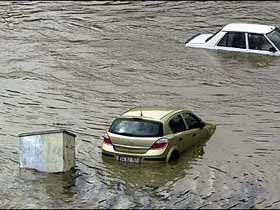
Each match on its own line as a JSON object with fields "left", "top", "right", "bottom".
{"left": 167, "top": 150, "right": 180, "bottom": 162}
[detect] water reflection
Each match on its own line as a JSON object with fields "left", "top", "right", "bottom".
{"left": 18, "top": 168, "right": 78, "bottom": 202}
{"left": 213, "top": 50, "right": 277, "bottom": 68}
{"left": 101, "top": 138, "right": 208, "bottom": 192}
{"left": 187, "top": 47, "right": 278, "bottom": 69}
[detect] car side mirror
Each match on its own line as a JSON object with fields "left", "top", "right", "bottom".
{"left": 200, "top": 122, "right": 206, "bottom": 129}
{"left": 269, "top": 47, "right": 277, "bottom": 52}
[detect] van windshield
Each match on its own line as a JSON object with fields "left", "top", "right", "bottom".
{"left": 267, "top": 28, "right": 280, "bottom": 50}
{"left": 109, "top": 118, "right": 163, "bottom": 137}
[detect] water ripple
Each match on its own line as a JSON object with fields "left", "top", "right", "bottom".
{"left": 0, "top": 1, "right": 279, "bottom": 209}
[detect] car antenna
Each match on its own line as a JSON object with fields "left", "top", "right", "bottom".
{"left": 140, "top": 104, "right": 143, "bottom": 117}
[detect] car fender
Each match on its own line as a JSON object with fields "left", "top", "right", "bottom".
{"left": 166, "top": 145, "right": 180, "bottom": 162}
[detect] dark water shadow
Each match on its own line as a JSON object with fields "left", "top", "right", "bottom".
{"left": 18, "top": 168, "right": 78, "bottom": 201}
{"left": 206, "top": 49, "right": 278, "bottom": 69}
{"left": 185, "top": 46, "right": 278, "bottom": 69}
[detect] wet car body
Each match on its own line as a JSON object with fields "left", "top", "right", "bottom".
{"left": 185, "top": 23, "right": 280, "bottom": 56}
{"left": 101, "top": 107, "right": 216, "bottom": 163}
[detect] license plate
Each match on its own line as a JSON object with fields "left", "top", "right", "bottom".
{"left": 116, "top": 156, "right": 141, "bottom": 163}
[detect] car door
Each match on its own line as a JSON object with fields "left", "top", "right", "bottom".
{"left": 168, "top": 114, "right": 187, "bottom": 153}
{"left": 215, "top": 31, "right": 248, "bottom": 53}
{"left": 181, "top": 112, "right": 209, "bottom": 150}
{"left": 247, "top": 33, "right": 278, "bottom": 55}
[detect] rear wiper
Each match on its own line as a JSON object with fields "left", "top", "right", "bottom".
{"left": 131, "top": 117, "right": 143, "bottom": 121}
{"left": 116, "top": 132, "right": 134, "bottom": 137}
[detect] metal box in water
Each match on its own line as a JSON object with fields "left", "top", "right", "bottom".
{"left": 18, "top": 129, "right": 76, "bottom": 173}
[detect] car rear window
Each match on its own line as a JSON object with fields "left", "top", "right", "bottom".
{"left": 109, "top": 118, "right": 163, "bottom": 137}
{"left": 206, "top": 29, "right": 221, "bottom": 42}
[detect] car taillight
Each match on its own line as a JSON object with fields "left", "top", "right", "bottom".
{"left": 103, "top": 133, "right": 112, "bottom": 145}
{"left": 151, "top": 138, "right": 168, "bottom": 149}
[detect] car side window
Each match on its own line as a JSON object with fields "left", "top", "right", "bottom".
{"left": 267, "top": 28, "right": 280, "bottom": 50}
{"left": 169, "top": 115, "right": 186, "bottom": 134}
{"left": 217, "top": 32, "right": 246, "bottom": 49}
{"left": 248, "top": 33, "right": 274, "bottom": 51}
{"left": 182, "top": 113, "right": 202, "bottom": 130}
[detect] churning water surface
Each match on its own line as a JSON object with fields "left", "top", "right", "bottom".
{"left": 0, "top": 1, "right": 280, "bottom": 209}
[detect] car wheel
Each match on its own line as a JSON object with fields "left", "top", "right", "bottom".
{"left": 168, "top": 150, "right": 180, "bottom": 162}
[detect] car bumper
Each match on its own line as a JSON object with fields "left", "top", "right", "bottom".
{"left": 101, "top": 143, "right": 169, "bottom": 162}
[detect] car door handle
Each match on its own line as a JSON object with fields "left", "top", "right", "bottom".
{"left": 178, "top": 137, "right": 183, "bottom": 141}
{"left": 192, "top": 133, "right": 196, "bottom": 137}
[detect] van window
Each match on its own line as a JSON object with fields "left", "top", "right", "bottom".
{"left": 217, "top": 32, "right": 246, "bottom": 49}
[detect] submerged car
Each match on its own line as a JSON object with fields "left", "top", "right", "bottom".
{"left": 185, "top": 23, "right": 280, "bottom": 56}
{"left": 101, "top": 107, "right": 216, "bottom": 163}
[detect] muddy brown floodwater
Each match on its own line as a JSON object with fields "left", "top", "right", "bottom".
{"left": 0, "top": 1, "right": 280, "bottom": 209}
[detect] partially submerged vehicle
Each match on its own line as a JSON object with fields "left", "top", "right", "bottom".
{"left": 101, "top": 106, "right": 216, "bottom": 163}
{"left": 185, "top": 23, "right": 280, "bottom": 56}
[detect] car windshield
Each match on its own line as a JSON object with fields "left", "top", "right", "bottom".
{"left": 267, "top": 28, "right": 280, "bottom": 50}
{"left": 109, "top": 118, "right": 163, "bottom": 137}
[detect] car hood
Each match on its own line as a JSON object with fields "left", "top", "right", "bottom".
{"left": 185, "top": 33, "right": 213, "bottom": 45}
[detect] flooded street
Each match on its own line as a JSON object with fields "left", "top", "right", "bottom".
{"left": 0, "top": 1, "right": 280, "bottom": 208}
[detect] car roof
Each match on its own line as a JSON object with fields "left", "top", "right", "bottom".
{"left": 121, "top": 106, "right": 189, "bottom": 121}
{"left": 222, "top": 23, "right": 275, "bottom": 34}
